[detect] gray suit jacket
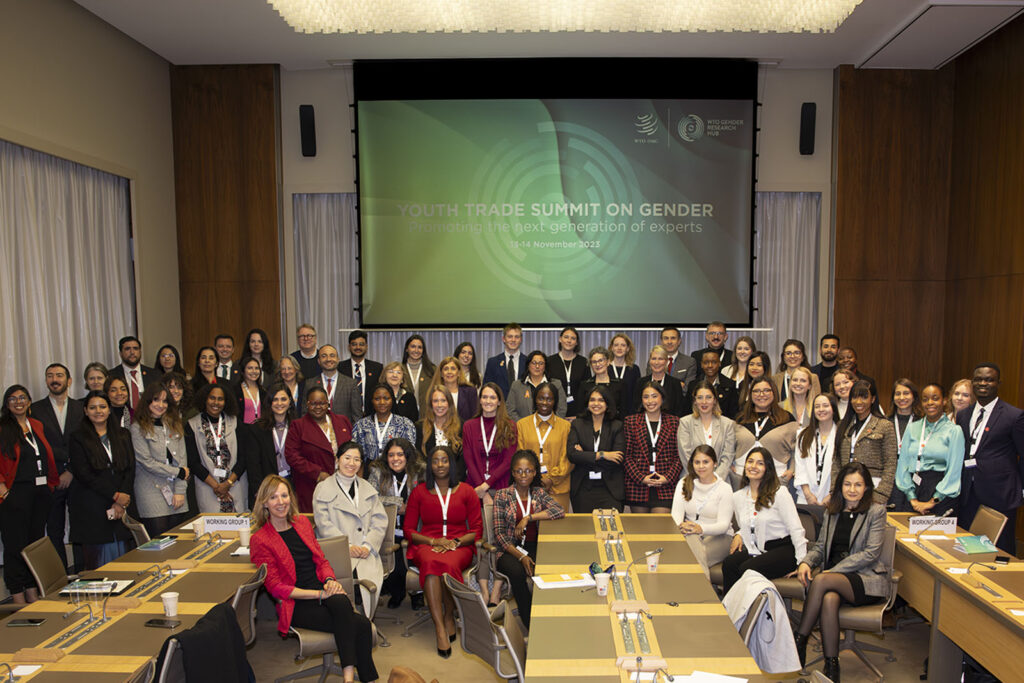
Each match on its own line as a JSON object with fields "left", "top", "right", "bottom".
{"left": 131, "top": 421, "right": 190, "bottom": 519}
{"left": 677, "top": 414, "right": 737, "bottom": 483}
{"left": 304, "top": 374, "right": 363, "bottom": 425}
{"left": 802, "top": 503, "right": 890, "bottom": 598}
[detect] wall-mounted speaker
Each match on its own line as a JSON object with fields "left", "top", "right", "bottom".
{"left": 799, "top": 102, "right": 815, "bottom": 156}
{"left": 299, "top": 104, "right": 316, "bottom": 157}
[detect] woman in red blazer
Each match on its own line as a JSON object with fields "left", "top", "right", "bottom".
{"left": 0, "top": 385, "right": 60, "bottom": 603}
{"left": 284, "top": 387, "right": 353, "bottom": 513}
{"left": 623, "top": 381, "right": 682, "bottom": 512}
{"left": 250, "top": 475, "right": 378, "bottom": 683}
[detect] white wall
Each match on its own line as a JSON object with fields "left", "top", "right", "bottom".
{"left": 0, "top": 0, "right": 180, "bottom": 358}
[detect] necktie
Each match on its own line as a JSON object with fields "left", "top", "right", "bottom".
{"left": 219, "top": 364, "right": 229, "bottom": 379}
{"left": 354, "top": 363, "right": 363, "bottom": 398}
{"left": 326, "top": 378, "right": 333, "bottom": 410}
{"left": 130, "top": 370, "right": 140, "bottom": 409}
{"left": 972, "top": 407, "right": 986, "bottom": 444}
{"left": 667, "top": 356, "right": 675, "bottom": 374}
{"left": 507, "top": 355, "right": 515, "bottom": 384}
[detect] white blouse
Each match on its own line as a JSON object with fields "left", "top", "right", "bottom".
{"left": 732, "top": 485, "right": 806, "bottom": 562}
{"left": 792, "top": 425, "right": 837, "bottom": 504}
{"left": 670, "top": 475, "right": 734, "bottom": 537}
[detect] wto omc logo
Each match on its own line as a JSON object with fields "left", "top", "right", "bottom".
{"left": 633, "top": 113, "right": 659, "bottom": 138}
{"left": 678, "top": 114, "right": 705, "bottom": 142}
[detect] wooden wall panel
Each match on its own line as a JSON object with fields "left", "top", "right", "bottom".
{"left": 833, "top": 65, "right": 953, "bottom": 409}
{"left": 171, "top": 65, "right": 281, "bottom": 365}
{"left": 944, "top": 16, "right": 1024, "bottom": 407}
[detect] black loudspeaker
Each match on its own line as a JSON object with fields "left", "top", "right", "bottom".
{"left": 799, "top": 102, "right": 815, "bottom": 156}
{"left": 299, "top": 104, "right": 316, "bottom": 157}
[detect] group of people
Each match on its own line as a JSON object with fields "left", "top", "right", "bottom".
{"left": 3, "top": 321, "right": 1022, "bottom": 682}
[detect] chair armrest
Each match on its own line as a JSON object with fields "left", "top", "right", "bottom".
{"left": 384, "top": 543, "right": 401, "bottom": 554}
{"left": 891, "top": 570, "right": 902, "bottom": 583}
{"left": 480, "top": 541, "right": 498, "bottom": 554}
{"left": 354, "top": 578, "right": 378, "bottom": 594}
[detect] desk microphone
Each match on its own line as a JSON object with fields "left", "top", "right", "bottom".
{"left": 913, "top": 509, "right": 953, "bottom": 560}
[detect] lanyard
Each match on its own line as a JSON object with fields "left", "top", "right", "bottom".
{"left": 534, "top": 416, "right": 552, "bottom": 455}
{"left": 435, "top": 484, "right": 452, "bottom": 536}
{"left": 593, "top": 428, "right": 601, "bottom": 453}
{"left": 916, "top": 420, "right": 939, "bottom": 472}
{"left": 373, "top": 413, "right": 394, "bottom": 447}
{"left": 689, "top": 485, "right": 714, "bottom": 522}
{"left": 611, "top": 363, "right": 625, "bottom": 380}
{"left": 242, "top": 384, "right": 261, "bottom": 417}
{"left": 22, "top": 429, "right": 40, "bottom": 460}
{"left": 514, "top": 488, "right": 532, "bottom": 520}
{"left": 210, "top": 415, "right": 225, "bottom": 452}
{"left": 815, "top": 428, "right": 833, "bottom": 482}
{"left": 849, "top": 419, "right": 870, "bottom": 460}
{"left": 272, "top": 424, "right": 289, "bottom": 455}
{"left": 753, "top": 415, "right": 770, "bottom": 440}
{"left": 101, "top": 437, "right": 113, "bottom": 463}
{"left": 482, "top": 420, "right": 497, "bottom": 479}
{"left": 392, "top": 473, "right": 408, "bottom": 497}
{"left": 561, "top": 357, "right": 574, "bottom": 395}
{"left": 645, "top": 414, "right": 661, "bottom": 451}
{"left": 894, "top": 416, "right": 909, "bottom": 450}
{"left": 406, "top": 364, "right": 421, "bottom": 388}
{"left": 747, "top": 496, "right": 759, "bottom": 552}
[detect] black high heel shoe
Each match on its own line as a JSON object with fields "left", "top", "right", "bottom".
{"left": 449, "top": 633, "right": 457, "bottom": 642}
{"left": 437, "top": 646, "right": 452, "bottom": 658}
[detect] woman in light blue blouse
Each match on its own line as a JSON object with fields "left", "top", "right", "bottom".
{"left": 894, "top": 383, "right": 964, "bottom": 516}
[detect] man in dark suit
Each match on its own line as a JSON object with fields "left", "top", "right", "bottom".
{"left": 811, "top": 334, "right": 841, "bottom": 390}
{"left": 684, "top": 350, "right": 739, "bottom": 418}
{"left": 303, "top": 344, "right": 362, "bottom": 425}
{"left": 290, "top": 323, "right": 321, "bottom": 381}
{"left": 957, "top": 362, "right": 1024, "bottom": 553}
{"left": 647, "top": 327, "right": 697, "bottom": 387}
{"left": 108, "top": 335, "right": 159, "bottom": 413}
{"left": 340, "top": 330, "right": 383, "bottom": 417}
{"left": 31, "top": 363, "right": 84, "bottom": 570}
{"left": 483, "top": 323, "right": 527, "bottom": 398}
{"left": 213, "top": 334, "right": 241, "bottom": 385}
{"left": 689, "top": 321, "right": 734, "bottom": 368}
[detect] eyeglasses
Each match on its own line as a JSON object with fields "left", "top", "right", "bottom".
{"left": 707, "top": 331, "right": 726, "bottom": 338}
{"left": 783, "top": 350, "right": 802, "bottom": 357}
{"left": 298, "top": 334, "right": 316, "bottom": 340}
{"left": 339, "top": 454, "right": 361, "bottom": 463}
{"left": 751, "top": 388, "right": 773, "bottom": 395}
{"left": 308, "top": 400, "right": 328, "bottom": 407}
{"left": 7, "top": 396, "right": 29, "bottom": 404}
{"left": 513, "top": 468, "right": 536, "bottom": 476}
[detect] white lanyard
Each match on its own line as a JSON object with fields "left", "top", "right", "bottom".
{"left": 482, "top": 419, "right": 497, "bottom": 479}
{"left": 815, "top": 428, "right": 833, "bottom": 482}
{"left": 101, "top": 437, "right": 113, "bottom": 463}
{"left": 335, "top": 474, "right": 357, "bottom": 505}
{"left": 689, "top": 485, "right": 714, "bottom": 522}
{"left": 849, "top": 419, "right": 870, "bottom": 460}
{"left": 406, "top": 364, "right": 422, "bottom": 388}
{"left": 210, "top": 415, "right": 225, "bottom": 451}
{"left": 392, "top": 473, "right": 408, "bottom": 497}
{"left": 645, "top": 414, "right": 661, "bottom": 450}
{"left": 373, "top": 413, "right": 394, "bottom": 447}
{"left": 242, "top": 384, "right": 261, "bottom": 417}
{"left": 272, "top": 424, "right": 289, "bottom": 454}
{"left": 534, "top": 417, "right": 552, "bottom": 455}
{"left": 611, "top": 363, "right": 625, "bottom": 380}
{"left": 514, "top": 488, "right": 532, "bottom": 519}
{"left": 435, "top": 485, "right": 452, "bottom": 536}
{"left": 321, "top": 374, "right": 338, "bottom": 403}
{"left": 747, "top": 496, "right": 760, "bottom": 552}
{"left": 593, "top": 429, "right": 601, "bottom": 453}
{"left": 753, "top": 415, "right": 770, "bottom": 440}
{"left": 916, "top": 420, "right": 939, "bottom": 472}
{"left": 783, "top": 373, "right": 790, "bottom": 399}
{"left": 894, "top": 416, "right": 909, "bottom": 450}
{"left": 22, "top": 429, "right": 40, "bottom": 459}
{"left": 561, "top": 357, "right": 574, "bottom": 395}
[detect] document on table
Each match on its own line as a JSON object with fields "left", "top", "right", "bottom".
{"left": 532, "top": 573, "right": 595, "bottom": 589}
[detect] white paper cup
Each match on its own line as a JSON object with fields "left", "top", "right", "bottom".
{"left": 238, "top": 526, "right": 251, "bottom": 547}
{"left": 594, "top": 572, "right": 611, "bottom": 597}
{"left": 646, "top": 552, "right": 661, "bottom": 572}
{"left": 161, "top": 591, "right": 179, "bottom": 617}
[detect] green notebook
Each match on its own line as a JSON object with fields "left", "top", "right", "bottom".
{"left": 953, "top": 535, "right": 998, "bottom": 554}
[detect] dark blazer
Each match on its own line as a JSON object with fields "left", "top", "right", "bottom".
{"left": 633, "top": 374, "right": 686, "bottom": 417}
{"left": 455, "top": 385, "right": 479, "bottom": 423}
{"left": 303, "top": 374, "right": 362, "bottom": 425}
{"left": 211, "top": 361, "right": 241, "bottom": 386}
{"left": 567, "top": 417, "right": 626, "bottom": 503}
{"left": 957, "top": 400, "right": 1024, "bottom": 513}
{"left": 683, "top": 375, "right": 739, "bottom": 419}
{"left": 611, "top": 364, "right": 642, "bottom": 417}
{"left": 67, "top": 427, "right": 134, "bottom": 545}
{"left": 689, "top": 347, "right": 734, "bottom": 369}
{"left": 109, "top": 363, "right": 161, "bottom": 388}
{"left": 340, "top": 358, "right": 384, "bottom": 416}
{"left": 802, "top": 503, "right": 890, "bottom": 598}
{"left": 236, "top": 422, "right": 281, "bottom": 509}
{"left": 483, "top": 352, "right": 528, "bottom": 400}
{"left": 622, "top": 413, "right": 682, "bottom": 504}
{"left": 284, "top": 413, "right": 353, "bottom": 512}
{"left": 30, "top": 396, "right": 84, "bottom": 472}
{"left": 546, "top": 353, "right": 589, "bottom": 418}
{"left": 393, "top": 389, "right": 419, "bottom": 423}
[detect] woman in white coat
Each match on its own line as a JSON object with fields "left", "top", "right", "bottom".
{"left": 313, "top": 441, "right": 388, "bottom": 619}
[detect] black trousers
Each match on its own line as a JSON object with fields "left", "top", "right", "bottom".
{"left": 721, "top": 536, "right": 797, "bottom": 595}
{"left": 382, "top": 548, "right": 407, "bottom": 601}
{"left": 291, "top": 594, "right": 378, "bottom": 682}
{"left": 495, "top": 541, "right": 537, "bottom": 629}
{"left": 0, "top": 484, "right": 51, "bottom": 594}
{"left": 571, "top": 484, "right": 624, "bottom": 514}
{"left": 141, "top": 511, "right": 191, "bottom": 540}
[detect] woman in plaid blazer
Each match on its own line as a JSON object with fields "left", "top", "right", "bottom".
{"left": 623, "top": 381, "right": 682, "bottom": 512}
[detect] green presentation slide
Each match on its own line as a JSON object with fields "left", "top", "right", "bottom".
{"left": 357, "top": 98, "right": 753, "bottom": 326}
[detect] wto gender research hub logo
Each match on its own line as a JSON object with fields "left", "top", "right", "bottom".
{"left": 678, "top": 114, "right": 705, "bottom": 142}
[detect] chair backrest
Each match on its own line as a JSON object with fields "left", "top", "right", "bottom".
{"left": 811, "top": 670, "right": 834, "bottom": 683}
{"left": 127, "top": 658, "right": 155, "bottom": 683}
{"left": 319, "top": 535, "right": 354, "bottom": 596}
{"left": 156, "top": 637, "right": 185, "bottom": 683}
{"left": 122, "top": 513, "right": 151, "bottom": 547}
{"left": 796, "top": 507, "right": 819, "bottom": 543}
{"left": 20, "top": 536, "right": 68, "bottom": 597}
{"left": 231, "top": 563, "right": 267, "bottom": 647}
{"left": 380, "top": 504, "right": 398, "bottom": 577}
{"left": 738, "top": 591, "right": 769, "bottom": 646}
{"left": 481, "top": 503, "right": 505, "bottom": 583}
{"left": 491, "top": 601, "right": 526, "bottom": 682}
{"left": 969, "top": 505, "right": 1008, "bottom": 544}
{"left": 878, "top": 524, "right": 900, "bottom": 608}
{"left": 443, "top": 573, "right": 503, "bottom": 666}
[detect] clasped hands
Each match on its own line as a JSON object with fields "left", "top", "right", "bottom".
{"left": 429, "top": 536, "right": 458, "bottom": 553}
{"left": 641, "top": 472, "right": 667, "bottom": 487}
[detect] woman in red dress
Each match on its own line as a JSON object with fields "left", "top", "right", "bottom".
{"left": 284, "top": 387, "right": 353, "bottom": 513}
{"left": 404, "top": 445, "right": 482, "bottom": 658}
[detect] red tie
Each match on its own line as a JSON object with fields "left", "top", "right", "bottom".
{"left": 130, "top": 369, "right": 140, "bottom": 410}
{"left": 667, "top": 356, "right": 675, "bottom": 374}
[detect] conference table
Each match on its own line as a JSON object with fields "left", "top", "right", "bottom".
{"left": 524, "top": 512, "right": 773, "bottom": 683}
{"left": 888, "top": 512, "right": 1024, "bottom": 683}
{"left": 0, "top": 515, "right": 257, "bottom": 682}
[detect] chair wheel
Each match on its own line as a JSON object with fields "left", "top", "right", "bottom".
{"left": 887, "top": 655, "right": 897, "bottom": 662}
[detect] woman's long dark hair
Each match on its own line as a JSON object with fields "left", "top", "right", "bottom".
{"left": 255, "top": 383, "right": 296, "bottom": 431}
{"left": 453, "top": 342, "right": 482, "bottom": 387}
{"left": 797, "top": 393, "right": 840, "bottom": 459}
{"left": 837, "top": 380, "right": 884, "bottom": 440}
{"left": 0, "top": 385, "right": 32, "bottom": 459}
{"left": 508, "top": 449, "right": 543, "bottom": 489}
{"left": 402, "top": 334, "right": 435, "bottom": 375}
{"left": 193, "top": 382, "right": 239, "bottom": 417}
{"left": 424, "top": 445, "right": 462, "bottom": 488}
{"left": 681, "top": 444, "right": 718, "bottom": 501}
{"left": 155, "top": 345, "right": 186, "bottom": 375}
{"left": 372, "top": 437, "right": 424, "bottom": 482}
{"left": 78, "top": 391, "right": 133, "bottom": 472}
{"left": 739, "top": 446, "right": 781, "bottom": 511}
{"left": 826, "top": 462, "right": 875, "bottom": 515}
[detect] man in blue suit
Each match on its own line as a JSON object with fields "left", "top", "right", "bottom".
{"left": 957, "top": 362, "right": 1024, "bottom": 553}
{"left": 482, "top": 323, "right": 527, "bottom": 399}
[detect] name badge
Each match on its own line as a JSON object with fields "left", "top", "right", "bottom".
{"left": 589, "top": 471, "right": 603, "bottom": 480}
{"left": 516, "top": 545, "right": 529, "bottom": 557}
{"left": 35, "top": 476, "right": 48, "bottom": 486}
{"left": 566, "top": 395, "right": 574, "bottom": 404}
{"left": 965, "top": 458, "right": 978, "bottom": 468}
{"left": 213, "top": 467, "right": 228, "bottom": 479}
{"left": 279, "top": 469, "right": 290, "bottom": 477}
{"left": 394, "top": 528, "right": 404, "bottom": 538}
{"left": 484, "top": 472, "right": 490, "bottom": 480}
{"left": 160, "top": 485, "right": 174, "bottom": 506}
{"left": 649, "top": 464, "right": 657, "bottom": 473}
{"left": 912, "top": 473, "right": 922, "bottom": 486}
{"left": 540, "top": 465, "right": 548, "bottom": 474}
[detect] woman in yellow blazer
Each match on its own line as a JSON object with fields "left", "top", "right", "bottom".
{"left": 515, "top": 383, "right": 572, "bottom": 510}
